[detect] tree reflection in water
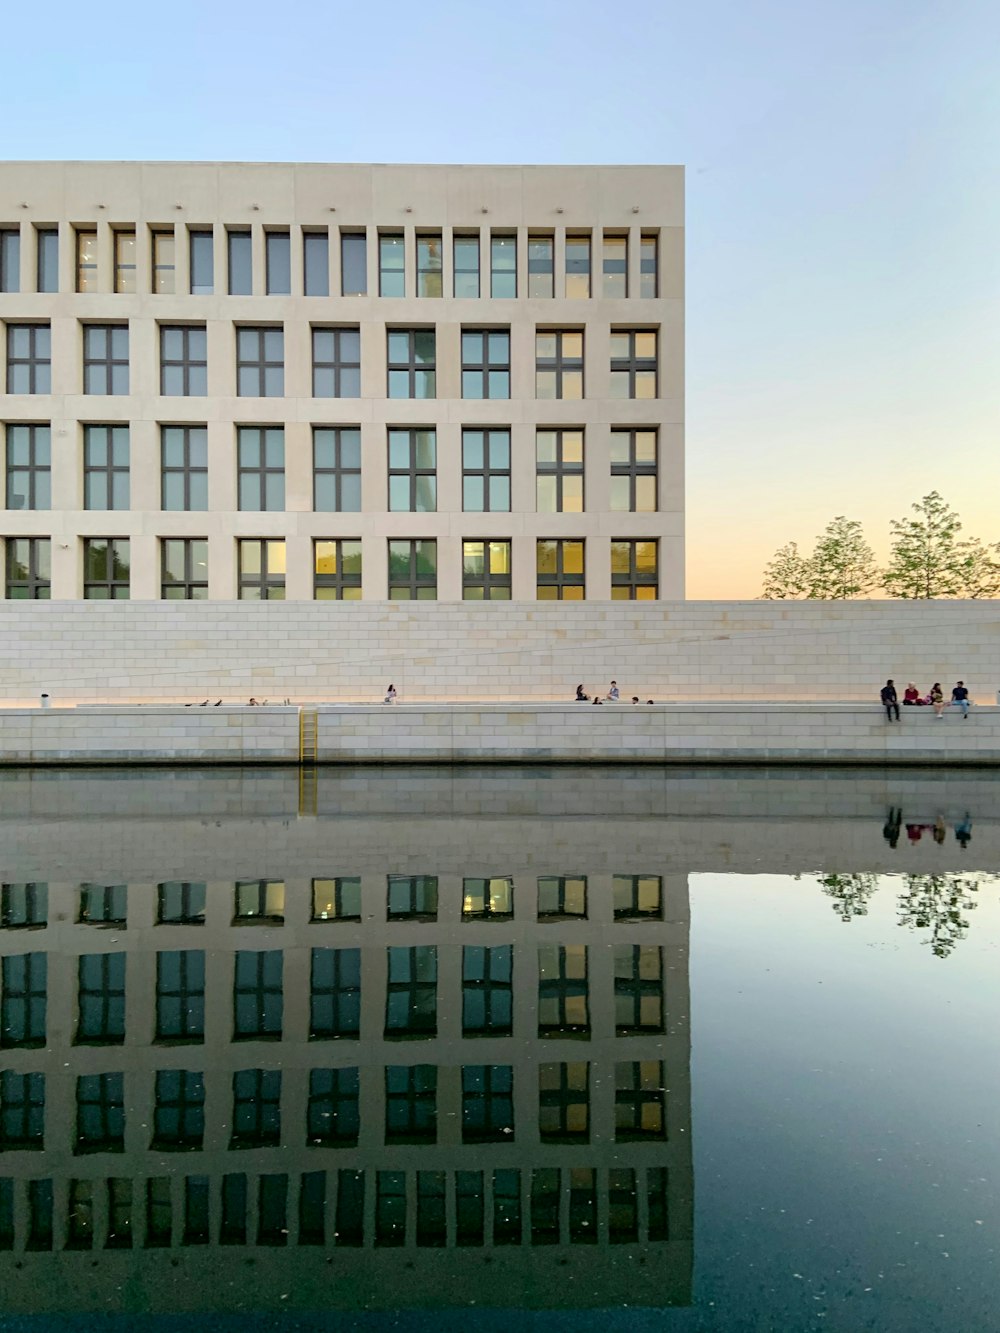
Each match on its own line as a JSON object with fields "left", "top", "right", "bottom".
{"left": 896, "top": 874, "right": 980, "bottom": 959}
{"left": 819, "top": 873, "right": 879, "bottom": 922}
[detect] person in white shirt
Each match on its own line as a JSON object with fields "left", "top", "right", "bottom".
{"left": 384, "top": 684, "right": 397, "bottom": 704}
{"left": 606, "top": 680, "right": 620, "bottom": 701}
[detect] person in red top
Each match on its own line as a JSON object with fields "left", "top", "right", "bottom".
{"left": 903, "top": 683, "right": 924, "bottom": 706}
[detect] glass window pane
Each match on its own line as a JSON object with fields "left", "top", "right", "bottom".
{"left": 341, "top": 234, "right": 367, "bottom": 296}
{"left": 463, "top": 476, "right": 484, "bottom": 511}
{"left": 228, "top": 231, "right": 252, "bottom": 295}
{"left": 489, "top": 476, "right": 510, "bottom": 511}
{"left": 635, "top": 476, "right": 657, "bottom": 512}
{"left": 563, "top": 542, "right": 585, "bottom": 575}
{"left": 266, "top": 233, "right": 291, "bottom": 294}
{"left": 609, "top": 476, "right": 631, "bottom": 512}
{"left": 304, "top": 233, "right": 329, "bottom": 296}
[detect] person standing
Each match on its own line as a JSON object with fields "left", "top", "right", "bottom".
{"left": 951, "top": 681, "right": 970, "bottom": 718}
{"left": 880, "top": 679, "right": 900, "bottom": 722}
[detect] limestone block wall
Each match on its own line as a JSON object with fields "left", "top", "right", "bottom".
{"left": 0, "top": 600, "right": 998, "bottom": 706}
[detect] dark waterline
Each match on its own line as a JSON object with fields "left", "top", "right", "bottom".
{"left": 0, "top": 766, "right": 997, "bottom": 1333}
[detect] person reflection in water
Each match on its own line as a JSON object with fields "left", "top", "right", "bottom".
{"left": 954, "top": 813, "right": 972, "bottom": 849}
{"left": 882, "top": 806, "right": 902, "bottom": 850}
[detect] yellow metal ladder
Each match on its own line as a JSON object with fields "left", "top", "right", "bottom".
{"left": 298, "top": 708, "right": 319, "bottom": 816}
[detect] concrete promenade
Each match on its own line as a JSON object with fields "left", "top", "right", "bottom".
{"left": 0, "top": 701, "right": 997, "bottom": 765}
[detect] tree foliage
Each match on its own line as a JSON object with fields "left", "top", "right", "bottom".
{"left": 760, "top": 517, "right": 878, "bottom": 599}
{"left": 883, "top": 491, "right": 973, "bottom": 599}
{"left": 760, "top": 541, "right": 810, "bottom": 599}
{"left": 896, "top": 874, "right": 979, "bottom": 958}
{"left": 819, "top": 872, "right": 879, "bottom": 922}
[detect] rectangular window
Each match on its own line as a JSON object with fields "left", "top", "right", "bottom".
{"left": 234, "top": 950, "right": 283, "bottom": 1040}
{"left": 569, "top": 1167, "right": 597, "bottom": 1244}
{"left": 461, "top": 328, "right": 510, "bottom": 399}
{"left": 184, "top": 1176, "right": 210, "bottom": 1245}
{"left": 76, "top": 229, "right": 97, "bottom": 292}
{"left": 609, "top": 1169, "right": 638, "bottom": 1243}
{"left": 615, "top": 1060, "right": 666, "bottom": 1140}
{"left": 603, "top": 234, "right": 628, "bottom": 297}
{"left": 387, "top": 538, "right": 437, "bottom": 600}
{"left": 312, "top": 327, "right": 360, "bottom": 398}
{"left": 155, "top": 949, "right": 205, "bottom": 1042}
{"left": 265, "top": 231, "right": 291, "bottom": 294}
{"left": 335, "top": 1170, "right": 364, "bottom": 1246}
{"left": 462, "top": 1065, "right": 514, "bottom": 1143}
{"left": 83, "top": 538, "right": 130, "bottom": 599}
{"left": 75, "top": 1071, "right": 124, "bottom": 1153}
{"left": 493, "top": 1169, "right": 522, "bottom": 1245}
{"left": 536, "top": 538, "right": 585, "bottom": 600}
{"left": 0, "top": 1178, "right": 12, "bottom": 1248}
{"left": 530, "top": 1168, "right": 561, "bottom": 1244}
{"left": 145, "top": 1177, "right": 171, "bottom": 1246}
{"left": 1, "top": 952, "right": 46, "bottom": 1047}
{"left": 160, "top": 325, "right": 207, "bottom": 396}
{"left": 79, "top": 883, "right": 127, "bottom": 924}
{"left": 453, "top": 233, "right": 480, "bottom": 297}
{"left": 5, "top": 538, "right": 51, "bottom": 599}
{"left": 416, "top": 233, "right": 443, "bottom": 297}
{"left": 300, "top": 1171, "right": 326, "bottom": 1244}
{"left": 462, "top": 428, "right": 510, "bottom": 513}
{"left": 462, "top": 540, "right": 511, "bottom": 600}
{"left": 417, "top": 1172, "right": 446, "bottom": 1248}
{"left": 227, "top": 229, "right": 252, "bottom": 295}
{"left": 527, "top": 234, "right": 553, "bottom": 298}
{"left": 26, "top": 1177, "right": 53, "bottom": 1250}
{"left": 303, "top": 231, "right": 329, "bottom": 296}
{"left": 234, "top": 879, "right": 285, "bottom": 923}
{"left": 6, "top": 323, "right": 51, "bottom": 393}
{"left": 490, "top": 233, "right": 516, "bottom": 298}
{"left": 341, "top": 232, "right": 367, "bottom": 296}
{"left": 220, "top": 1172, "right": 247, "bottom": 1242}
{"left": 238, "top": 538, "right": 285, "bottom": 599}
{"left": 648, "top": 1167, "right": 669, "bottom": 1241}
{"left": 0, "top": 1070, "right": 44, "bottom": 1150}
{"left": 189, "top": 230, "right": 214, "bottom": 295}
{"left": 539, "top": 1062, "right": 589, "bottom": 1141}
{"left": 537, "top": 875, "right": 587, "bottom": 920}
{"left": 614, "top": 944, "right": 664, "bottom": 1033}
{"left": 387, "top": 329, "right": 435, "bottom": 399}
{"left": 309, "top": 947, "right": 361, "bottom": 1040}
{"left": 388, "top": 429, "right": 436, "bottom": 512}
{"left": 152, "top": 230, "right": 175, "bottom": 293}
{"left": 538, "top": 944, "right": 590, "bottom": 1036}
{"left": 387, "top": 875, "right": 438, "bottom": 921}
{"left": 565, "top": 235, "right": 591, "bottom": 298}
{"left": 114, "top": 231, "right": 136, "bottom": 293}
{"left": 1, "top": 882, "right": 48, "bottom": 927}
{"left": 161, "top": 425, "right": 209, "bottom": 511}
{"left": 384, "top": 944, "right": 437, "bottom": 1038}
{"left": 77, "top": 952, "right": 126, "bottom": 1045}
{"left": 311, "top": 877, "right": 361, "bottom": 921}
{"left": 535, "top": 330, "right": 583, "bottom": 399}
{"left": 153, "top": 1069, "right": 205, "bottom": 1149}
{"left": 236, "top": 326, "right": 284, "bottom": 397}
{"left": 611, "top": 539, "right": 659, "bottom": 600}
{"left": 157, "top": 882, "right": 206, "bottom": 924}
{"left": 385, "top": 1064, "right": 436, "bottom": 1142}
{"left": 375, "top": 1171, "right": 406, "bottom": 1247}
{"left": 315, "top": 539, "right": 362, "bottom": 600}
{"left": 461, "top": 878, "right": 514, "bottom": 920}
{"left": 83, "top": 424, "right": 130, "bottom": 510}
{"left": 613, "top": 874, "right": 663, "bottom": 920}
{"left": 462, "top": 944, "right": 512, "bottom": 1036}
{"left": 640, "top": 233, "right": 659, "bottom": 298}
{"left": 83, "top": 324, "right": 129, "bottom": 395}
{"left": 610, "top": 330, "right": 657, "bottom": 399}
{"left": 5, "top": 423, "right": 50, "bottom": 510}
{"left": 230, "top": 1068, "right": 281, "bottom": 1148}
{"left": 610, "top": 429, "right": 657, "bottom": 512}
{"left": 456, "top": 1170, "right": 484, "bottom": 1247}
{"left": 0, "top": 228, "right": 20, "bottom": 293}
{"left": 238, "top": 426, "right": 285, "bottom": 511}
{"left": 36, "top": 228, "right": 58, "bottom": 293}
{"left": 536, "top": 428, "right": 584, "bottom": 513}
{"left": 379, "top": 233, "right": 404, "bottom": 296}
{"left": 307, "top": 1067, "right": 359, "bottom": 1144}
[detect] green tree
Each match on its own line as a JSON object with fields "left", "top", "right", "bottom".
{"left": 958, "top": 537, "right": 1000, "bottom": 598}
{"left": 896, "top": 873, "right": 979, "bottom": 958}
{"left": 760, "top": 541, "right": 810, "bottom": 599}
{"left": 807, "top": 516, "right": 880, "bottom": 599}
{"left": 882, "top": 491, "right": 966, "bottom": 598}
{"left": 819, "top": 872, "right": 879, "bottom": 921}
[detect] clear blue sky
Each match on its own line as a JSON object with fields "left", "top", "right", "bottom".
{"left": 3, "top": 0, "right": 997, "bottom": 595}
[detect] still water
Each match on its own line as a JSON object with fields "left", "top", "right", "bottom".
{"left": 0, "top": 765, "right": 997, "bottom": 1333}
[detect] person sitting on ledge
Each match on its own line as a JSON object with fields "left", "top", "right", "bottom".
{"left": 631, "top": 696, "right": 640, "bottom": 704}
{"left": 606, "top": 680, "right": 620, "bottom": 702}
{"left": 384, "top": 684, "right": 397, "bottom": 704}
{"left": 951, "top": 681, "right": 970, "bottom": 718}
{"left": 903, "top": 683, "right": 924, "bottom": 706}
{"left": 575, "top": 684, "right": 590, "bottom": 701}
{"left": 927, "top": 682, "right": 945, "bottom": 716}
{"left": 248, "top": 697, "right": 259, "bottom": 706}
{"left": 591, "top": 696, "right": 603, "bottom": 704}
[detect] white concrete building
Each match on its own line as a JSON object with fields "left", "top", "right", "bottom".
{"left": 0, "top": 162, "right": 684, "bottom": 604}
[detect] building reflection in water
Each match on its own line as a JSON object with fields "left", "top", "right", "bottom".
{"left": 0, "top": 767, "right": 693, "bottom": 1315}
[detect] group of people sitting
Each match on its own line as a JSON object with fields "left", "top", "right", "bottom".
{"left": 575, "top": 682, "right": 654, "bottom": 705}
{"left": 880, "top": 679, "right": 971, "bottom": 721}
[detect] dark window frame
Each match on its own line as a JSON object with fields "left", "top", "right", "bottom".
{"left": 82, "top": 324, "right": 129, "bottom": 395}
{"left": 189, "top": 230, "right": 214, "bottom": 295}
{"left": 311, "top": 877, "right": 362, "bottom": 922}
{"left": 151, "top": 229, "right": 176, "bottom": 294}
{"left": 313, "top": 426, "right": 362, "bottom": 512}
{"left": 161, "top": 537, "right": 209, "bottom": 600}
{"left": 611, "top": 538, "right": 659, "bottom": 600}
{"left": 0, "top": 1069, "right": 44, "bottom": 1149}
{"left": 233, "top": 949, "right": 283, "bottom": 1041}
{"left": 564, "top": 234, "right": 592, "bottom": 298}
{"left": 113, "top": 230, "right": 136, "bottom": 294}
{"left": 462, "top": 428, "right": 511, "bottom": 513}
{"left": 387, "top": 538, "right": 437, "bottom": 600}
{"left": 453, "top": 233, "right": 480, "bottom": 298}
{"left": 614, "top": 944, "right": 664, "bottom": 1034}
{"left": 538, "top": 943, "right": 590, "bottom": 1037}
{"left": 238, "top": 537, "right": 285, "bottom": 599}
{"left": 612, "top": 874, "right": 663, "bottom": 920}
{"left": 76, "top": 951, "right": 126, "bottom": 1046}
{"left": 265, "top": 231, "right": 291, "bottom": 295}
{"left": 155, "top": 949, "right": 206, "bottom": 1043}
{"left": 160, "top": 325, "right": 207, "bottom": 396}
{"left": 237, "top": 425, "right": 285, "bottom": 512}
{"left": 640, "top": 233, "right": 659, "bottom": 298}
{"left": 152, "top": 1068, "right": 205, "bottom": 1149}
{"left": 234, "top": 879, "right": 285, "bottom": 924}
{"left": 309, "top": 947, "right": 361, "bottom": 1040}
{"left": 6, "top": 323, "right": 51, "bottom": 394}
{"left": 307, "top": 1066, "right": 359, "bottom": 1144}
{"left": 387, "top": 429, "right": 437, "bottom": 512}
{"left": 312, "top": 327, "right": 360, "bottom": 398}
{"left": 236, "top": 326, "right": 284, "bottom": 398}
{"left": 0, "top": 228, "right": 20, "bottom": 294}
{"left": 76, "top": 227, "right": 97, "bottom": 292}
{"left": 536, "top": 538, "right": 585, "bottom": 600}
{"left": 227, "top": 230, "right": 252, "bottom": 295}
{"left": 36, "top": 228, "right": 58, "bottom": 294}
{"left": 490, "top": 233, "right": 517, "bottom": 298}
{"left": 1, "top": 882, "right": 48, "bottom": 928}
{"left": 378, "top": 233, "right": 405, "bottom": 297}
{"left": 230, "top": 1068, "right": 281, "bottom": 1149}
{"left": 461, "top": 944, "right": 513, "bottom": 1037}
{"left": 535, "top": 329, "right": 584, "bottom": 399}
{"left": 462, "top": 1064, "right": 514, "bottom": 1143}
{"left": 161, "top": 424, "right": 208, "bottom": 511}
{"left": 416, "top": 233, "right": 443, "bottom": 297}
{"left": 75, "top": 1071, "right": 124, "bottom": 1154}
{"left": 384, "top": 1063, "right": 437, "bottom": 1143}
{"left": 611, "top": 429, "right": 658, "bottom": 513}
{"left": 462, "top": 539, "right": 512, "bottom": 601}
{"left": 340, "top": 232, "right": 367, "bottom": 296}
{"left": 615, "top": 1059, "right": 667, "bottom": 1141}
{"left": 539, "top": 1062, "right": 590, "bottom": 1142}
{"left": 5, "top": 537, "right": 51, "bottom": 599}
{"left": 603, "top": 233, "right": 629, "bottom": 298}
{"left": 83, "top": 424, "right": 130, "bottom": 511}
{"left": 156, "top": 882, "right": 206, "bottom": 925}
{"left": 610, "top": 329, "right": 658, "bottom": 398}
{"left": 384, "top": 945, "right": 437, "bottom": 1039}
{"left": 537, "top": 875, "right": 587, "bottom": 920}
{"left": 387, "top": 875, "right": 438, "bottom": 921}
{"left": 461, "top": 328, "right": 510, "bottom": 400}
{"left": 387, "top": 328, "right": 436, "bottom": 399}
{"left": 78, "top": 883, "right": 127, "bottom": 925}
{"left": 527, "top": 234, "right": 554, "bottom": 298}
{"left": 5, "top": 423, "right": 51, "bottom": 511}
{"left": 536, "top": 428, "right": 584, "bottom": 513}
{"left": 314, "top": 538, "right": 362, "bottom": 600}
{"left": 83, "top": 538, "right": 130, "bottom": 599}
{"left": 303, "top": 231, "right": 330, "bottom": 297}
{"left": 1, "top": 951, "right": 47, "bottom": 1048}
